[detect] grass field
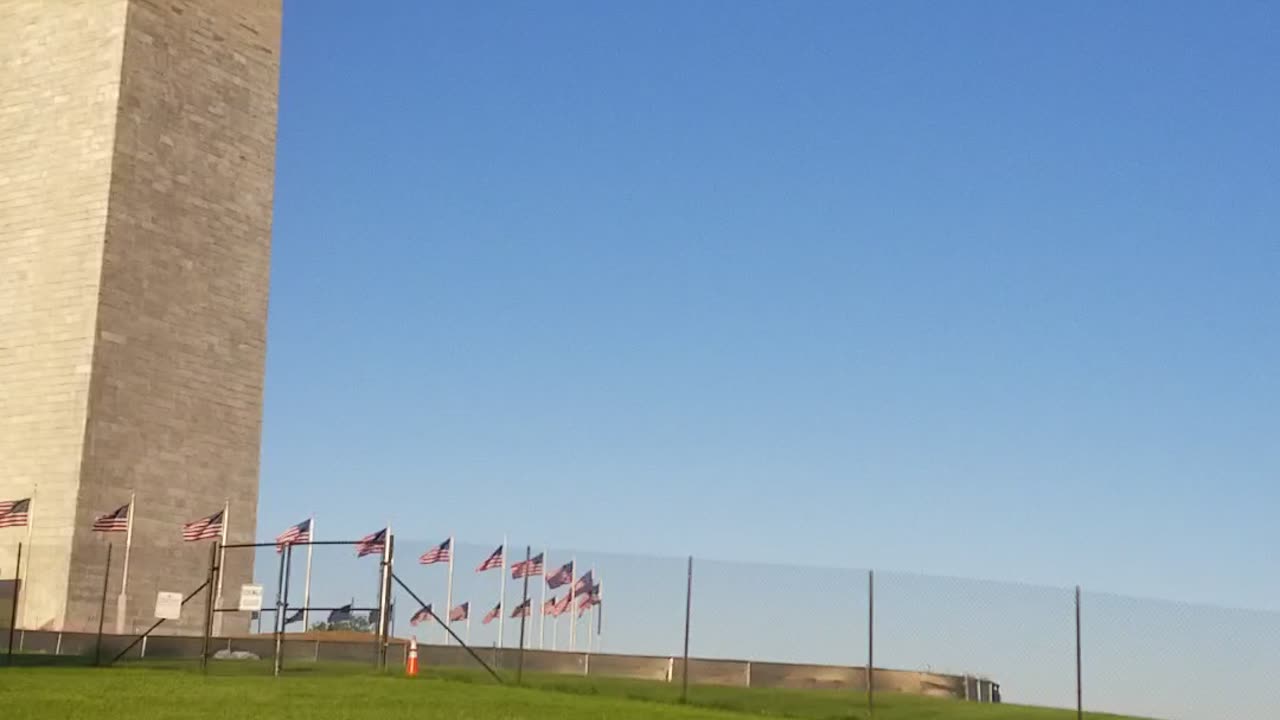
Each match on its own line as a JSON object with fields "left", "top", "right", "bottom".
{"left": 0, "top": 661, "right": 1144, "bottom": 720}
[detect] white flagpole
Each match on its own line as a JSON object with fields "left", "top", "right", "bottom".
{"left": 444, "top": 535, "right": 454, "bottom": 646}
{"left": 213, "top": 498, "right": 228, "bottom": 636}
{"left": 18, "top": 485, "right": 36, "bottom": 628}
{"left": 569, "top": 556, "right": 576, "bottom": 651}
{"left": 497, "top": 535, "right": 507, "bottom": 649}
{"left": 552, "top": 604, "right": 558, "bottom": 650}
{"left": 588, "top": 565, "right": 596, "bottom": 653}
{"left": 466, "top": 609, "right": 471, "bottom": 645}
{"left": 302, "top": 515, "right": 315, "bottom": 631}
{"left": 115, "top": 491, "right": 135, "bottom": 634}
{"left": 596, "top": 576, "right": 604, "bottom": 653}
{"left": 538, "top": 548, "right": 547, "bottom": 650}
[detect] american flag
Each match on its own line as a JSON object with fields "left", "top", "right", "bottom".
{"left": 578, "top": 586, "right": 601, "bottom": 614}
{"left": 571, "top": 570, "right": 594, "bottom": 596}
{"left": 449, "top": 602, "right": 469, "bottom": 623}
{"left": 181, "top": 510, "right": 223, "bottom": 542}
{"left": 275, "top": 518, "right": 312, "bottom": 553}
{"left": 482, "top": 603, "right": 501, "bottom": 625}
{"left": 475, "top": 544, "right": 503, "bottom": 572}
{"left": 0, "top": 499, "right": 30, "bottom": 529}
{"left": 542, "top": 597, "right": 558, "bottom": 616}
{"left": 510, "top": 598, "right": 531, "bottom": 619}
{"left": 327, "top": 604, "right": 353, "bottom": 623}
{"left": 550, "top": 593, "right": 572, "bottom": 617}
{"left": 356, "top": 528, "right": 387, "bottom": 558}
{"left": 92, "top": 503, "right": 129, "bottom": 533}
{"left": 419, "top": 538, "right": 451, "bottom": 565}
{"left": 511, "top": 553, "right": 544, "bottom": 579}
{"left": 409, "top": 605, "right": 433, "bottom": 626}
{"left": 545, "top": 561, "right": 574, "bottom": 589}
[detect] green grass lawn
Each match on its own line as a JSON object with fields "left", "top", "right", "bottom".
{"left": 0, "top": 662, "right": 1144, "bottom": 720}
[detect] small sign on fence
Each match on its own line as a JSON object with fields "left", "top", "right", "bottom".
{"left": 154, "top": 591, "right": 183, "bottom": 620}
{"left": 239, "top": 584, "right": 264, "bottom": 612}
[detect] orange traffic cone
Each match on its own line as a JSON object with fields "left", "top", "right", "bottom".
{"left": 406, "top": 636, "right": 419, "bottom": 677}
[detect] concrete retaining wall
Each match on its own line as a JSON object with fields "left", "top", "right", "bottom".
{"left": 8, "top": 630, "right": 997, "bottom": 702}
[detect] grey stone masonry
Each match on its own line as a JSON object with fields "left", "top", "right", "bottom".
{"left": 0, "top": 0, "right": 282, "bottom": 635}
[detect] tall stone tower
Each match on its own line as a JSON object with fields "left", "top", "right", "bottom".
{"left": 0, "top": 1, "right": 282, "bottom": 633}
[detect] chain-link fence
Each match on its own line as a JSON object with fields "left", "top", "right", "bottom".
{"left": 3, "top": 535, "right": 1278, "bottom": 719}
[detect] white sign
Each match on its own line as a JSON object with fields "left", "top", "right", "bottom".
{"left": 154, "top": 591, "right": 183, "bottom": 620}
{"left": 238, "top": 584, "right": 264, "bottom": 612}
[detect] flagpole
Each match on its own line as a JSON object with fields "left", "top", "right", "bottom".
{"left": 596, "top": 576, "right": 604, "bottom": 653}
{"left": 116, "top": 491, "right": 135, "bottom": 634}
{"left": 569, "top": 556, "right": 576, "bottom": 651}
{"left": 588, "top": 565, "right": 597, "bottom": 653}
{"left": 302, "top": 515, "right": 315, "bottom": 630}
{"left": 466, "top": 610, "right": 471, "bottom": 645}
{"left": 18, "top": 485, "right": 36, "bottom": 628}
{"left": 444, "top": 535, "right": 454, "bottom": 646}
{"left": 496, "top": 536, "right": 507, "bottom": 649}
{"left": 552, "top": 605, "right": 558, "bottom": 651}
{"left": 213, "top": 498, "right": 229, "bottom": 636}
{"left": 538, "top": 548, "right": 547, "bottom": 650}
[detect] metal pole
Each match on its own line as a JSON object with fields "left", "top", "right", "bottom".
{"left": 568, "top": 555, "right": 576, "bottom": 651}
{"left": 868, "top": 569, "right": 875, "bottom": 718}
{"left": 538, "top": 548, "right": 547, "bottom": 649}
{"left": 445, "top": 535, "right": 454, "bottom": 646}
{"left": 110, "top": 578, "right": 210, "bottom": 666}
{"left": 7, "top": 543, "right": 22, "bottom": 664}
{"left": 94, "top": 544, "right": 113, "bottom": 666}
{"left": 213, "top": 499, "right": 229, "bottom": 637}
{"left": 275, "top": 544, "right": 293, "bottom": 677}
{"left": 390, "top": 573, "right": 504, "bottom": 684}
{"left": 498, "top": 536, "right": 507, "bottom": 649}
{"left": 302, "top": 516, "right": 314, "bottom": 630}
{"left": 1075, "top": 585, "right": 1083, "bottom": 720}
{"left": 116, "top": 492, "right": 134, "bottom": 635}
{"left": 376, "top": 534, "right": 394, "bottom": 670}
{"left": 517, "top": 545, "right": 531, "bottom": 684}
{"left": 200, "top": 542, "right": 218, "bottom": 672}
{"left": 272, "top": 542, "right": 288, "bottom": 677}
{"left": 682, "top": 555, "right": 693, "bottom": 703}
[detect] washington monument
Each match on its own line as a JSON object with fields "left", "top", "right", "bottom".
{"left": 0, "top": 0, "right": 283, "bottom": 634}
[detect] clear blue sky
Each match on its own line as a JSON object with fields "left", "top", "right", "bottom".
{"left": 259, "top": 0, "right": 1278, "bottom": 618}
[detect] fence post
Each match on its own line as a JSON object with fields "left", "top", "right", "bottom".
{"left": 376, "top": 534, "right": 394, "bottom": 671}
{"left": 1075, "top": 585, "right": 1083, "bottom": 720}
{"left": 867, "top": 569, "right": 875, "bottom": 718}
{"left": 517, "top": 545, "right": 531, "bottom": 684}
{"left": 6, "top": 543, "right": 22, "bottom": 665}
{"left": 681, "top": 555, "right": 693, "bottom": 703}
{"left": 200, "top": 542, "right": 218, "bottom": 672}
{"left": 275, "top": 544, "right": 294, "bottom": 677}
{"left": 272, "top": 543, "right": 289, "bottom": 677}
{"left": 94, "top": 543, "right": 113, "bottom": 665}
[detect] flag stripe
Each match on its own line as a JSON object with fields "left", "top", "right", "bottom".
{"left": 182, "top": 510, "right": 223, "bottom": 542}
{"left": 0, "top": 499, "right": 31, "bottom": 529}
{"left": 91, "top": 503, "right": 129, "bottom": 533}
{"left": 511, "top": 553, "right": 544, "bottom": 579}
{"left": 419, "top": 538, "right": 452, "bottom": 565}
{"left": 275, "top": 518, "right": 313, "bottom": 553}
{"left": 476, "top": 544, "right": 504, "bottom": 572}
{"left": 356, "top": 528, "right": 387, "bottom": 557}
{"left": 449, "top": 602, "right": 469, "bottom": 622}
{"left": 545, "top": 561, "right": 574, "bottom": 589}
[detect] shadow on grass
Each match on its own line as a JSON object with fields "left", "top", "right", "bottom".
{"left": 3, "top": 654, "right": 98, "bottom": 668}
